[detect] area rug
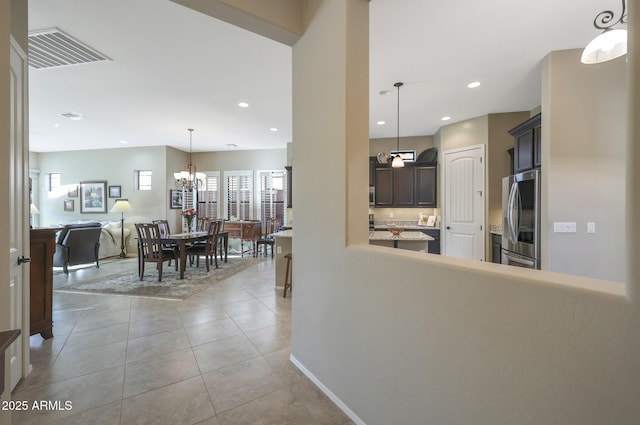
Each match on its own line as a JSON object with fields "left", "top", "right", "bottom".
{"left": 54, "top": 258, "right": 265, "bottom": 299}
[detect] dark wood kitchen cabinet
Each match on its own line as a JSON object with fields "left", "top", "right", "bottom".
{"left": 394, "top": 167, "right": 415, "bottom": 206}
{"left": 373, "top": 163, "right": 437, "bottom": 208}
{"left": 415, "top": 165, "right": 437, "bottom": 206}
{"left": 369, "top": 157, "right": 377, "bottom": 187}
{"left": 509, "top": 113, "right": 541, "bottom": 173}
{"left": 30, "top": 228, "right": 57, "bottom": 339}
{"left": 374, "top": 167, "right": 394, "bottom": 206}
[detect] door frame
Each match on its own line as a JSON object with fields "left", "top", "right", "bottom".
{"left": 441, "top": 143, "right": 486, "bottom": 260}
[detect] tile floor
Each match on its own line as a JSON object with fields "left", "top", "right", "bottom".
{"left": 12, "top": 258, "right": 353, "bottom": 425}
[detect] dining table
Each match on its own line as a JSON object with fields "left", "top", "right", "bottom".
{"left": 163, "top": 231, "right": 207, "bottom": 279}
{"left": 162, "top": 230, "right": 229, "bottom": 279}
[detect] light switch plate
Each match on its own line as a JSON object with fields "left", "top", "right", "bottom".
{"left": 587, "top": 222, "right": 596, "bottom": 233}
{"left": 553, "top": 222, "right": 577, "bottom": 233}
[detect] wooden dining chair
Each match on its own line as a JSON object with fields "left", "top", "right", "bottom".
{"left": 152, "top": 219, "right": 177, "bottom": 266}
{"left": 240, "top": 222, "right": 257, "bottom": 257}
{"left": 256, "top": 217, "right": 279, "bottom": 258}
{"left": 135, "top": 223, "right": 178, "bottom": 282}
{"left": 185, "top": 219, "right": 221, "bottom": 271}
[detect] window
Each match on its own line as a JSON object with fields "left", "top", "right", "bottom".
{"left": 224, "top": 171, "right": 253, "bottom": 220}
{"left": 197, "top": 172, "right": 220, "bottom": 219}
{"left": 257, "top": 170, "right": 287, "bottom": 227}
{"left": 48, "top": 172, "right": 61, "bottom": 192}
{"left": 135, "top": 170, "right": 152, "bottom": 191}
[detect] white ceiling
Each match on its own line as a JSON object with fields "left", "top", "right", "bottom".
{"left": 28, "top": 0, "right": 623, "bottom": 153}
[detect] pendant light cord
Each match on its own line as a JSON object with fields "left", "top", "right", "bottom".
{"left": 395, "top": 82, "right": 402, "bottom": 151}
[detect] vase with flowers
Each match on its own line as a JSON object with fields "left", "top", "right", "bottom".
{"left": 181, "top": 208, "right": 197, "bottom": 232}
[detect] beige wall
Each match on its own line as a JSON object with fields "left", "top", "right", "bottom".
{"left": 541, "top": 49, "right": 626, "bottom": 282}
{"left": 437, "top": 114, "right": 488, "bottom": 152}
{"left": 37, "top": 147, "right": 174, "bottom": 248}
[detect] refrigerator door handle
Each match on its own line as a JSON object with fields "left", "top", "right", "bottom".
{"left": 507, "top": 182, "right": 518, "bottom": 242}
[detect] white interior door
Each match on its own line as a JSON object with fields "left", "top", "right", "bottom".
{"left": 8, "top": 37, "right": 29, "bottom": 392}
{"left": 443, "top": 145, "right": 485, "bottom": 261}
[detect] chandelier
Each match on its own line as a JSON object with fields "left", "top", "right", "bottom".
{"left": 581, "top": 0, "right": 628, "bottom": 64}
{"left": 174, "top": 128, "right": 205, "bottom": 192}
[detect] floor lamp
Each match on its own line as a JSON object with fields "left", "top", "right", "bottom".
{"left": 110, "top": 199, "right": 132, "bottom": 258}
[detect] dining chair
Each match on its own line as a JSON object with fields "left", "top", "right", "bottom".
{"left": 152, "top": 219, "right": 178, "bottom": 266}
{"left": 240, "top": 222, "right": 257, "bottom": 257}
{"left": 256, "top": 217, "right": 279, "bottom": 258}
{"left": 185, "top": 219, "right": 221, "bottom": 271}
{"left": 135, "top": 223, "right": 178, "bottom": 282}
{"left": 189, "top": 217, "right": 210, "bottom": 265}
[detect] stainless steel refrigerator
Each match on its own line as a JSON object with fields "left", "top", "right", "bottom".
{"left": 501, "top": 169, "right": 541, "bottom": 269}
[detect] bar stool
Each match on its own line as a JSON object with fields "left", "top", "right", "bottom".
{"left": 283, "top": 253, "right": 293, "bottom": 298}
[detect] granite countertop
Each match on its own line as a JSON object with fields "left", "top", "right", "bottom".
{"left": 373, "top": 224, "right": 440, "bottom": 231}
{"left": 270, "top": 230, "right": 293, "bottom": 238}
{"left": 369, "top": 231, "right": 434, "bottom": 241}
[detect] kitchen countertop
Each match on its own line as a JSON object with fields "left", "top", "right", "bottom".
{"left": 369, "top": 231, "right": 434, "bottom": 241}
{"left": 373, "top": 225, "right": 440, "bottom": 231}
{"left": 270, "top": 230, "right": 293, "bottom": 238}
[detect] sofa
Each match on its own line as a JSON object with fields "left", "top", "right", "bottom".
{"left": 53, "top": 221, "right": 132, "bottom": 272}
{"left": 98, "top": 221, "right": 131, "bottom": 259}
{"left": 53, "top": 223, "right": 102, "bottom": 273}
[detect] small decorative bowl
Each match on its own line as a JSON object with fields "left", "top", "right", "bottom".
{"left": 387, "top": 226, "right": 404, "bottom": 236}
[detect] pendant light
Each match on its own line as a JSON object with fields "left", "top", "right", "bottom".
{"left": 174, "top": 128, "right": 206, "bottom": 192}
{"left": 581, "top": 0, "right": 627, "bottom": 64}
{"left": 391, "top": 82, "right": 405, "bottom": 168}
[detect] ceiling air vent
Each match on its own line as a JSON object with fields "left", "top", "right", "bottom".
{"left": 28, "top": 28, "right": 111, "bottom": 69}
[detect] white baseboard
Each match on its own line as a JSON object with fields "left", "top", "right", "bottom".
{"left": 290, "top": 354, "right": 367, "bottom": 425}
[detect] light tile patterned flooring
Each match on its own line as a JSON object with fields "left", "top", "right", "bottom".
{"left": 12, "top": 258, "right": 353, "bottom": 425}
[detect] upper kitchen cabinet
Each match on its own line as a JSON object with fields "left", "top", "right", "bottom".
{"left": 509, "top": 113, "right": 541, "bottom": 173}
{"left": 373, "top": 162, "right": 437, "bottom": 208}
{"left": 415, "top": 165, "right": 437, "bottom": 206}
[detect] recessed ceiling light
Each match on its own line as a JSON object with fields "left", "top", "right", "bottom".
{"left": 467, "top": 81, "right": 481, "bottom": 88}
{"left": 238, "top": 102, "right": 249, "bottom": 108}
{"left": 226, "top": 143, "right": 238, "bottom": 148}
{"left": 60, "top": 112, "right": 85, "bottom": 120}
{"left": 269, "top": 128, "right": 279, "bottom": 132}
{"left": 53, "top": 123, "right": 59, "bottom": 128}
{"left": 441, "top": 116, "right": 451, "bottom": 121}
{"left": 379, "top": 90, "right": 390, "bottom": 96}
{"left": 377, "top": 121, "right": 386, "bottom": 125}
{"left": 119, "top": 140, "right": 128, "bottom": 144}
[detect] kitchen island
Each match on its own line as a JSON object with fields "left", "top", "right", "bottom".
{"left": 271, "top": 230, "right": 292, "bottom": 289}
{"left": 369, "top": 231, "right": 433, "bottom": 252}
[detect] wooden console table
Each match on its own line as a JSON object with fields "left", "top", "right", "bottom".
{"left": 0, "top": 329, "right": 20, "bottom": 396}
{"left": 30, "top": 228, "right": 57, "bottom": 339}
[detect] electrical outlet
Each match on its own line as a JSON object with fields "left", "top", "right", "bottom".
{"left": 389, "top": 212, "right": 394, "bottom": 219}
{"left": 587, "top": 222, "right": 596, "bottom": 233}
{"left": 277, "top": 246, "right": 282, "bottom": 254}
{"left": 553, "top": 222, "right": 577, "bottom": 233}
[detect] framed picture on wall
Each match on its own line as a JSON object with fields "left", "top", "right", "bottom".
{"left": 80, "top": 181, "right": 107, "bottom": 213}
{"left": 63, "top": 199, "right": 74, "bottom": 212}
{"left": 170, "top": 189, "right": 183, "bottom": 209}
{"left": 109, "top": 185, "right": 121, "bottom": 198}
{"left": 68, "top": 186, "right": 79, "bottom": 198}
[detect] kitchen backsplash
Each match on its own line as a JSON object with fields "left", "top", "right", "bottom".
{"left": 369, "top": 207, "right": 439, "bottom": 223}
